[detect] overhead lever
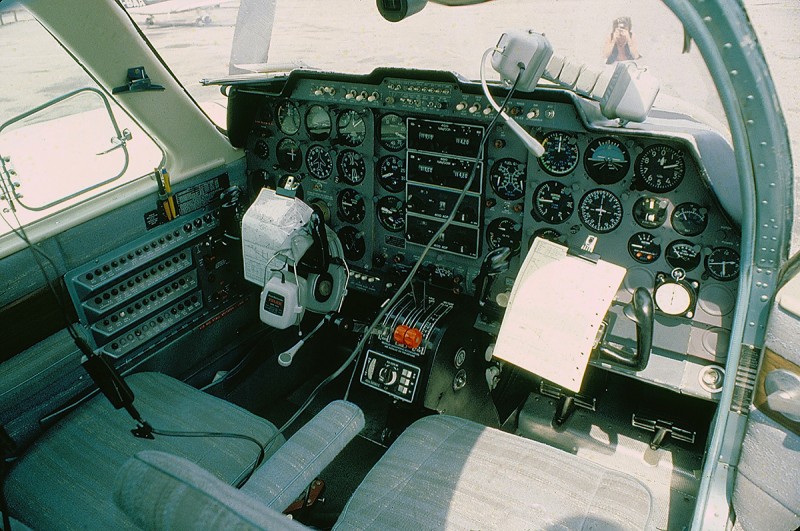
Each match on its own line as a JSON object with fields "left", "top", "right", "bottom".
{"left": 598, "top": 287, "right": 654, "bottom": 371}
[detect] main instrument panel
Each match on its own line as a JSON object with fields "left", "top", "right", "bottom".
{"left": 237, "top": 69, "right": 740, "bottom": 400}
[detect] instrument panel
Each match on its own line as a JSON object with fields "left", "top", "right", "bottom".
{"left": 238, "top": 69, "right": 740, "bottom": 400}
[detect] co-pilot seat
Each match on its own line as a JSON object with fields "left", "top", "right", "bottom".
{"left": 4, "top": 372, "right": 365, "bottom": 530}
{"left": 113, "top": 411, "right": 656, "bottom": 530}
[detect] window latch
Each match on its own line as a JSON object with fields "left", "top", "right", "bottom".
{"left": 97, "top": 129, "right": 132, "bottom": 156}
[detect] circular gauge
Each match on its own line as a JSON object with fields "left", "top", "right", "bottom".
{"left": 705, "top": 247, "right": 740, "bottom": 281}
{"left": 632, "top": 196, "right": 669, "bottom": 229}
{"left": 276, "top": 101, "right": 301, "bottom": 135}
{"left": 578, "top": 189, "right": 624, "bottom": 233}
{"left": 486, "top": 217, "right": 521, "bottom": 253}
{"left": 583, "top": 137, "right": 630, "bottom": 184}
{"left": 490, "top": 158, "right": 526, "bottom": 200}
{"left": 276, "top": 138, "right": 302, "bottom": 171}
{"left": 377, "top": 155, "right": 406, "bottom": 193}
{"left": 532, "top": 181, "right": 574, "bottom": 224}
{"left": 635, "top": 144, "right": 686, "bottom": 192}
{"left": 627, "top": 232, "right": 661, "bottom": 264}
{"left": 305, "top": 145, "right": 333, "bottom": 180}
{"left": 337, "top": 189, "right": 366, "bottom": 224}
{"left": 539, "top": 131, "right": 580, "bottom": 176}
{"left": 253, "top": 139, "right": 269, "bottom": 160}
{"left": 671, "top": 202, "right": 709, "bottom": 236}
{"left": 532, "top": 228, "right": 561, "bottom": 244}
{"left": 305, "top": 105, "right": 332, "bottom": 140}
{"left": 337, "top": 226, "right": 366, "bottom": 261}
{"left": 337, "top": 150, "right": 366, "bottom": 185}
{"left": 665, "top": 239, "right": 702, "bottom": 271}
{"left": 376, "top": 196, "right": 405, "bottom": 232}
{"left": 337, "top": 109, "right": 367, "bottom": 147}
{"left": 655, "top": 281, "right": 694, "bottom": 316}
{"left": 380, "top": 113, "right": 407, "bottom": 151}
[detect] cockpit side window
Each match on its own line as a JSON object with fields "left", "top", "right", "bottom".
{"left": 0, "top": 5, "right": 162, "bottom": 239}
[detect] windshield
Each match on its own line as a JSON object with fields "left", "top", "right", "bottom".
{"left": 127, "top": 0, "right": 726, "bottom": 132}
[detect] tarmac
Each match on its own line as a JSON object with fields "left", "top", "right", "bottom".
{"left": 742, "top": 0, "right": 800, "bottom": 253}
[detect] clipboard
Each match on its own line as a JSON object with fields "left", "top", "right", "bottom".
{"left": 492, "top": 237, "right": 625, "bottom": 392}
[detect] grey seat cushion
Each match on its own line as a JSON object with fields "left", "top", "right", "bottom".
{"left": 112, "top": 400, "right": 364, "bottom": 530}
{"left": 335, "top": 414, "right": 655, "bottom": 530}
{"left": 6, "top": 371, "right": 283, "bottom": 530}
{"left": 114, "top": 451, "right": 307, "bottom": 531}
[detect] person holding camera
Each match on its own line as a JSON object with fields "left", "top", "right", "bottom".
{"left": 604, "top": 16, "right": 642, "bottom": 64}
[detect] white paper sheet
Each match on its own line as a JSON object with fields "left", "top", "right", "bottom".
{"left": 241, "top": 188, "right": 312, "bottom": 286}
{"left": 493, "top": 237, "right": 625, "bottom": 392}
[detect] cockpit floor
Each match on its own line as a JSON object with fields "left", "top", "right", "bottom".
{"left": 515, "top": 374, "right": 710, "bottom": 530}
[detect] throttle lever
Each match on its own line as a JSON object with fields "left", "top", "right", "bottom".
{"left": 599, "top": 287, "right": 654, "bottom": 371}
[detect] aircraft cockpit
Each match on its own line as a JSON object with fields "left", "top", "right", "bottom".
{"left": 0, "top": 1, "right": 797, "bottom": 529}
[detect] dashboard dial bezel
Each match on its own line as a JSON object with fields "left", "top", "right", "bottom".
{"left": 337, "top": 150, "right": 367, "bottom": 185}
{"left": 538, "top": 131, "right": 580, "bottom": 176}
{"left": 532, "top": 180, "right": 575, "bottom": 224}
{"left": 305, "top": 105, "right": 332, "bottom": 140}
{"left": 583, "top": 136, "right": 631, "bottom": 185}
{"left": 376, "top": 196, "right": 406, "bottom": 232}
{"left": 306, "top": 144, "right": 333, "bottom": 180}
{"left": 489, "top": 158, "right": 526, "bottom": 201}
{"left": 337, "top": 188, "right": 366, "bottom": 224}
{"left": 337, "top": 109, "right": 367, "bottom": 147}
{"left": 578, "top": 188, "right": 624, "bottom": 234}
{"left": 379, "top": 113, "right": 407, "bottom": 151}
{"left": 635, "top": 144, "right": 686, "bottom": 193}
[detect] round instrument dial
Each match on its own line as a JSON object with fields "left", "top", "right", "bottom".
{"left": 486, "top": 217, "right": 521, "bottom": 253}
{"left": 276, "top": 138, "right": 302, "bottom": 171}
{"left": 276, "top": 101, "right": 301, "bottom": 135}
{"left": 376, "top": 196, "right": 405, "bottom": 232}
{"left": 665, "top": 239, "right": 702, "bottom": 271}
{"left": 584, "top": 137, "right": 630, "bottom": 184}
{"left": 379, "top": 113, "right": 407, "bottom": 151}
{"left": 539, "top": 131, "right": 579, "bottom": 176}
{"left": 305, "top": 105, "right": 332, "bottom": 140}
{"left": 253, "top": 139, "right": 269, "bottom": 160}
{"left": 627, "top": 232, "right": 661, "bottom": 264}
{"left": 306, "top": 145, "right": 333, "bottom": 180}
{"left": 671, "top": 202, "right": 708, "bottom": 236}
{"left": 337, "top": 188, "right": 366, "bottom": 224}
{"left": 655, "top": 281, "right": 694, "bottom": 316}
{"left": 632, "top": 196, "right": 669, "bottom": 229}
{"left": 490, "top": 158, "right": 526, "bottom": 200}
{"left": 532, "top": 180, "right": 574, "bottom": 224}
{"left": 337, "top": 226, "right": 366, "bottom": 261}
{"left": 377, "top": 155, "right": 405, "bottom": 193}
{"left": 337, "top": 109, "right": 367, "bottom": 147}
{"left": 705, "top": 247, "right": 740, "bottom": 281}
{"left": 636, "top": 144, "right": 686, "bottom": 192}
{"left": 578, "top": 189, "right": 623, "bottom": 233}
{"left": 337, "top": 150, "right": 366, "bottom": 185}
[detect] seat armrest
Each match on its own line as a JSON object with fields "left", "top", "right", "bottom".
{"left": 113, "top": 451, "right": 307, "bottom": 530}
{"left": 241, "top": 400, "right": 364, "bottom": 509}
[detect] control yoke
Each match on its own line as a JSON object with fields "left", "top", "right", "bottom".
{"left": 598, "top": 287, "right": 654, "bottom": 371}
